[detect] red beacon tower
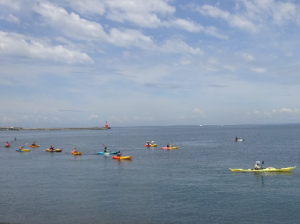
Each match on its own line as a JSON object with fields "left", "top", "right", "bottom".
{"left": 105, "top": 121, "right": 108, "bottom": 128}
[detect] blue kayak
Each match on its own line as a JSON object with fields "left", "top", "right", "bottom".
{"left": 97, "top": 151, "right": 118, "bottom": 155}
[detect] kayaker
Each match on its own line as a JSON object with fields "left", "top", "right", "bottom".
{"left": 102, "top": 144, "right": 108, "bottom": 152}
{"left": 146, "top": 141, "right": 150, "bottom": 146}
{"left": 6, "top": 142, "right": 10, "bottom": 146}
{"left": 32, "top": 142, "right": 36, "bottom": 146}
{"left": 50, "top": 145, "right": 54, "bottom": 150}
{"left": 254, "top": 161, "right": 261, "bottom": 170}
{"left": 20, "top": 146, "right": 23, "bottom": 150}
{"left": 167, "top": 143, "right": 170, "bottom": 148}
{"left": 117, "top": 151, "right": 122, "bottom": 157}
{"left": 73, "top": 147, "right": 78, "bottom": 153}
{"left": 235, "top": 136, "right": 238, "bottom": 141}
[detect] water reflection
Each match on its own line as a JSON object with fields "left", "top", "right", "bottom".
{"left": 253, "top": 172, "right": 294, "bottom": 177}
{"left": 254, "top": 172, "right": 293, "bottom": 185}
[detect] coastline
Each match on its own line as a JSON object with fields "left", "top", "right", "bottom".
{"left": 1, "top": 127, "right": 111, "bottom": 131}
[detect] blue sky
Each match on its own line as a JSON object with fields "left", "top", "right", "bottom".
{"left": 1, "top": 0, "right": 300, "bottom": 127}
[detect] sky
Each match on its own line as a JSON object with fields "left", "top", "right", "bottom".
{"left": 1, "top": 0, "right": 300, "bottom": 128}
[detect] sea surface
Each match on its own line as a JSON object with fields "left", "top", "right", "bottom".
{"left": 0, "top": 124, "right": 300, "bottom": 224}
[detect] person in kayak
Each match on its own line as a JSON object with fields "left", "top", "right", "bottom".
{"left": 6, "top": 142, "right": 10, "bottom": 146}
{"left": 32, "top": 142, "right": 36, "bottom": 146}
{"left": 117, "top": 151, "right": 122, "bottom": 157}
{"left": 146, "top": 141, "right": 150, "bottom": 146}
{"left": 49, "top": 145, "right": 54, "bottom": 150}
{"left": 73, "top": 147, "right": 78, "bottom": 153}
{"left": 167, "top": 143, "right": 170, "bottom": 148}
{"left": 19, "top": 146, "right": 23, "bottom": 150}
{"left": 254, "top": 161, "right": 261, "bottom": 170}
{"left": 235, "top": 136, "right": 238, "bottom": 141}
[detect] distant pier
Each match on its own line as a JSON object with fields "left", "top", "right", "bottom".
{"left": 0, "top": 127, "right": 110, "bottom": 131}
{"left": 0, "top": 127, "right": 22, "bottom": 131}
{"left": 0, "top": 121, "right": 111, "bottom": 131}
{"left": 23, "top": 127, "right": 111, "bottom": 130}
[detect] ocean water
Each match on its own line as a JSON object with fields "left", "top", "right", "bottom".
{"left": 0, "top": 124, "right": 299, "bottom": 224}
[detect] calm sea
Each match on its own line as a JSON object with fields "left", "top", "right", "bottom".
{"left": 0, "top": 124, "right": 299, "bottom": 224}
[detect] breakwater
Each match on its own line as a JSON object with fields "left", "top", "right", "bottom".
{"left": 23, "top": 127, "right": 111, "bottom": 130}
{"left": 1, "top": 127, "right": 110, "bottom": 131}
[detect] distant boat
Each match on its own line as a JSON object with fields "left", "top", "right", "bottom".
{"left": 199, "top": 125, "right": 203, "bottom": 127}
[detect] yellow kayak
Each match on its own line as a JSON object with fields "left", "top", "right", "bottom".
{"left": 161, "top": 146, "right": 179, "bottom": 150}
{"left": 16, "top": 149, "right": 30, "bottom": 152}
{"left": 112, "top": 156, "right": 132, "bottom": 160}
{"left": 144, "top": 144, "right": 157, "bottom": 147}
{"left": 229, "top": 166, "right": 296, "bottom": 172}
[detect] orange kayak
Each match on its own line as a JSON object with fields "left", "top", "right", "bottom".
{"left": 112, "top": 156, "right": 132, "bottom": 160}
{"left": 30, "top": 145, "right": 40, "bottom": 147}
{"left": 71, "top": 151, "right": 81, "bottom": 155}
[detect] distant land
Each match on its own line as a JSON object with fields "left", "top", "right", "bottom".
{"left": 0, "top": 127, "right": 111, "bottom": 131}
{"left": 1, "top": 121, "right": 111, "bottom": 131}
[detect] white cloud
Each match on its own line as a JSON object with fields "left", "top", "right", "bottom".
{"left": 247, "top": 108, "right": 300, "bottom": 118}
{"left": 204, "top": 26, "right": 228, "bottom": 39}
{"left": 67, "top": 0, "right": 105, "bottom": 16}
{"left": 160, "top": 39, "right": 202, "bottom": 55}
{"left": 133, "top": 116, "right": 154, "bottom": 120}
{"left": 88, "top": 114, "right": 99, "bottom": 120}
{"left": 251, "top": 67, "right": 266, "bottom": 73}
{"left": 65, "top": 0, "right": 215, "bottom": 35}
{"left": 0, "top": 31, "right": 93, "bottom": 64}
{"left": 163, "top": 18, "right": 203, "bottom": 32}
{"left": 223, "top": 65, "right": 236, "bottom": 71}
{"left": 194, "top": 4, "right": 258, "bottom": 33}
{"left": 108, "top": 28, "right": 154, "bottom": 49}
{"left": 193, "top": 108, "right": 206, "bottom": 117}
{"left": 242, "top": 53, "right": 255, "bottom": 61}
{"left": 2, "top": 116, "right": 14, "bottom": 123}
{"left": 33, "top": 2, "right": 156, "bottom": 49}
{"left": 195, "top": 0, "right": 300, "bottom": 34}
{"left": 279, "top": 108, "right": 300, "bottom": 114}
{"left": 38, "top": 116, "right": 48, "bottom": 121}
{"left": 105, "top": 0, "right": 175, "bottom": 28}
{"left": 32, "top": 2, "right": 211, "bottom": 55}
{"left": 53, "top": 117, "right": 60, "bottom": 121}
{"left": 33, "top": 2, "right": 107, "bottom": 41}
{"left": 272, "top": 2, "right": 297, "bottom": 25}
{"left": 1, "top": 13, "right": 20, "bottom": 24}
{"left": 0, "top": 0, "right": 21, "bottom": 11}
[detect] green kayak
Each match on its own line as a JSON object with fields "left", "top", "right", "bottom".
{"left": 229, "top": 166, "right": 296, "bottom": 172}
